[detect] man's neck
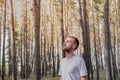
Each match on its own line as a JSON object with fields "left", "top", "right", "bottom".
{"left": 66, "top": 51, "right": 75, "bottom": 59}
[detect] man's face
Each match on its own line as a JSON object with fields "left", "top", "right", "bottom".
{"left": 62, "top": 37, "right": 75, "bottom": 52}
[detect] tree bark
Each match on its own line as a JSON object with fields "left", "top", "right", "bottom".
{"left": 91, "top": 1, "right": 99, "bottom": 80}
{"left": 82, "top": 0, "right": 93, "bottom": 80}
{"left": 61, "top": 0, "right": 65, "bottom": 57}
{"left": 8, "top": 25, "right": 12, "bottom": 77}
{"left": 20, "top": 26, "right": 23, "bottom": 78}
{"left": 0, "top": 7, "right": 2, "bottom": 77}
{"left": 33, "top": 0, "right": 41, "bottom": 80}
{"left": 104, "top": 0, "right": 113, "bottom": 80}
{"left": 2, "top": 0, "right": 6, "bottom": 79}
{"left": 22, "top": 0, "right": 29, "bottom": 79}
{"left": 10, "top": 0, "right": 17, "bottom": 79}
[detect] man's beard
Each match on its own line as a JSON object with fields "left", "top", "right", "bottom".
{"left": 62, "top": 47, "right": 71, "bottom": 52}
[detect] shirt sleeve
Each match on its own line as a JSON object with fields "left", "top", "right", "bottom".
{"left": 77, "top": 57, "right": 88, "bottom": 77}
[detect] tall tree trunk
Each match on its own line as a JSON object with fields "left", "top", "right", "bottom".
{"left": 78, "top": 0, "right": 85, "bottom": 56}
{"left": 117, "top": 0, "right": 120, "bottom": 72}
{"left": 92, "top": 1, "right": 99, "bottom": 80}
{"left": 48, "top": 41, "right": 51, "bottom": 74}
{"left": 57, "top": 37, "right": 60, "bottom": 73}
{"left": 64, "top": 0, "right": 68, "bottom": 35}
{"left": 112, "top": 23, "right": 117, "bottom": 80}
{"left": 21, "top": 0, "right": 27, "bottom": 78}
{"left": 8, "top": 26, "right": 12, "bottom": 77}
{"left": 61, "top": 0, "right": 65, "bottom": 57}
{"left": 50, "top": 0, "right": 55, "bottom": 77}
{"left": 113, "top": 0, "right": 119, "bottom": 79}
{"left": 33, "top": 0, "right": 41, "bottom": 80}
{"left": 0, "top": 7, "right": 2, "bottom": 77}
{"left": 104, "top": 0, "right": 113, "bottom": 80}
{"left": 2, "top": 0, "right": 6, "bottom": 79}
{"left": 82, "top": 0, "right": 93, "bottom": 80}
{"left": 43, "top": 6, "right": 47, "bottom": 76}
{"left": 20, "top": 26, "right": 23, "bottom": 78}
{"left": 96, "top": 14, "right": 103, "bottom": 69}
{"left": 10, "top": 0, "right": 17, "bottom": 80}
{"left": 117, "top": 0, "right": 120, "bottom": 76}
{"left": 40, "top": 32, "right": 44, "bottom": 77}
{"left": 23, "top": 0, "right": 29, "bottom": 79}
{"left": 29, "top": 26, "right": 33, "bottom": 76}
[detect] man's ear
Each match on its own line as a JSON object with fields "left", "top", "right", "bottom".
{"left": 72, "top": 44, "right": 76, "bottom": 49}
{"left": 73, "top": 44, "right": 77, "bottom": 49}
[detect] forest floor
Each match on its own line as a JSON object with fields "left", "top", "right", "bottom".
{"left": 0, "top": 69, "right": 120, "bottom": 80}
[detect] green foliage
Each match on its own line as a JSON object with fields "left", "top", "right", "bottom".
{"left": 71, "top": 13, "right": 77, "bottom": 21}
{"left": 55, "top": 3, "right": 60, "bottom": 13}
{"left": 0, "top": 0, "right": 4, "bottom": 7}
{"left": 70, "top": 2, "right": 77, "bottom": 9}
{"left": 30, "top": 8, "right": 33, "bottom": 12}
{"left": 99, "top": 15, "right": 104, "bottom": 19}
{"left": 94, "top": 0, "right": 104, "bottom": 13}
{"left": 94, "top": 5, "right": 100, "bottom": 12}
{"left": 46, "top": 15, "right": 50, "bottom": 22}
{"left": 45, "top": 77, "right": 60, "bottom": 80}
{"left": 94, "top": 0, "right": 104, "bottom": 5}
{"left": 94, "top": 3, "right": 103, "bottom": 13}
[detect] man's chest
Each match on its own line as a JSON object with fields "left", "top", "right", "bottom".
{"left": 61, "top": 60, "right": 78, "bottom": 73}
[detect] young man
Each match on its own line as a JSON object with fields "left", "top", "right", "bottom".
{"left": 59, "top": 36, "right": 87, "bottom": 80}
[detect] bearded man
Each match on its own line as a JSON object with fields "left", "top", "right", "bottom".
{"left": 59, "top": 36, "right": 88, "bottom": 80}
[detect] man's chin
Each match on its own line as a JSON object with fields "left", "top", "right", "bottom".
{"left": 62, "top": 48, "right": 66, "bottom": 52}
{"left": 62, "top": 48, "right": 69, "bottom": 52}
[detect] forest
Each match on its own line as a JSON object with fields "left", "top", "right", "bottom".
{"left": 0, "top": 0, "right": 120, "bottom": 80}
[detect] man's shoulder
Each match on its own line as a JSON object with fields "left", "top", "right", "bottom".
{"left": 74, "top": 55, "right": 85, "bottom": 63}
{"left": 60, "top": 57, "right": 66, "bottom": 63}
{"left": 74, "top": 55, "right": 83, "bottom": 60}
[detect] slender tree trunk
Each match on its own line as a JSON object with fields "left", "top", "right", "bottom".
{"left": 50, "top": 0, "right": 55, "bottom": 77}
{"left": 20, "top": 26, "right": 23, "bottom": 78}
{"left": 64, "top": 0, "right": 68, "bottom": 35}
{"left": 57, "top": 37, "right": 60, "bottom": 73}
{"left": 33, "top": 0, "right": 41, "bottom": 80}
{"left": 48, "top": 42, "right": 51, "bottom": 74}
{"left": 112, "top": 23, "right": 117, "bottom": 80}
{"left": 93, "top": 14, "right": 99, "bottom": 80}
{"left": 43, "top": 6, "right": 47, "bottom": 76}
{"left": 118, "top": 0, "right": 120, "bottom": 73}
{"left": 113, "top": 1, "right": 119, "bottom": 79}
{"left": 0, "top": 7, "right": 2, "bottom": 77}
{"left": 21, "top": 0, "right": 25, "bottom": 77}
{"left": 40, "top": 32, "right": 43, "bottom": 77}
{"left": 116, "top": 22, "right": 119, "bottom": 73}
{"left": 91, "top": 1, "right": 99, "bottom": 80}
{"left": 23, "top": 0, "right": 29, "bottom": 79}
{"left": 10, "top": 0, "right": 17, "bottom": 79}
{"left": 82, "top": 0, "right": 93, "bottom": 80}
{"left": 29, "top": 26, "right": 33, "bottom": 76}
{"left": 23, "top": 32, "right": 25, "bottom": 78}
{"left": 8, "top": 26, "right": 12, "bottom": 77}
{"left": 2, "top": 0, "right": 6, "bottom": 79}
{"left": 96, "top": 14, "right": 103, "bottom": 69}
{"left": 61, "top": 0, "right": 65, "bottom": 57}
{"left": 78, "top": 0, "right": 86, "bottom": 56}
{"left": 21, "top": 0, "right": 27, "bottom": 78}
{"left": 116, "top": 0, "right": 120, "bottom": 77}
{"left": 104, "top": 0, "right": 113, "bottom": 80}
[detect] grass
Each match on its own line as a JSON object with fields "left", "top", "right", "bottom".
{"left": 45, "top": 77, "right": 60, "bottom": 80}
{"left": 0, "top": 69, "right": 120, "bottom": 80}
{"left": 45, "top": 69, "right": 120, "bottom": 80}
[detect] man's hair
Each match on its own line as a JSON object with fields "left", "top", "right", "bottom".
{"left": 66, "top": 36, "right": 79, "bottom": 50}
